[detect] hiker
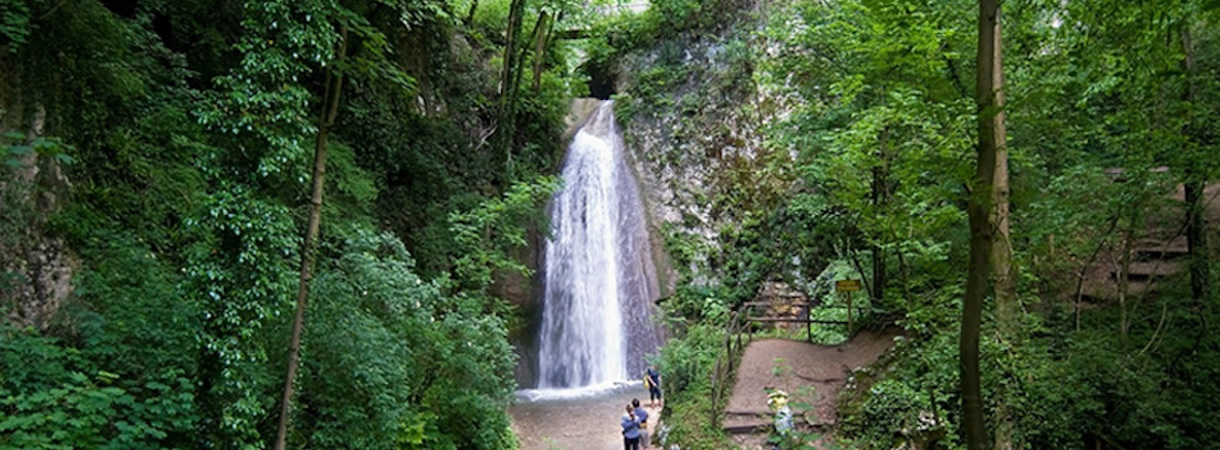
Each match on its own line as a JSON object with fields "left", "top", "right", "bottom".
{"left": 621, "top": 404, "right": 641, "bottom": 450}
{"left": 632, "top": 398, "right": 650, "bottom": 448}
{"left": 768, "top": 389, "right": 793, "bottom": 449}
{"left": 644, "top": 365, "right": 662, "bottom": 408}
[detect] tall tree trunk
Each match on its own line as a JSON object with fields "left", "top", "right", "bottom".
{"left": 897, "top": 232, "right": 913, "bottom": 308}
{"left": 1118, "top": 221, "right": 1134, "bottom": 345}
{"left": 499, "top": 2, "right": 526, "bottom": 107}
{"left": 987, "top": 8, "right": 1015, "bottom": 445}
{"left": 872, "top": 129, "right": 889, "bottom": 306}
{"left": 991, "top": 24, "right": 1015, "bottom": 336}
{"left": 495, "top": 0, "right": 527, "bottom": 181}
{"left": 963, "top": 0, "right": 1002, "bottom": 448}
{"left": 513, "top": 12, "right": 545, "bottom": 104}
{"left": 1181, "top": 26, "right": 1210, "bottom": 302}
{"left": 273, "top": 26, "right": 347, "bottom": 450}
{"left": 532, "top": 11, "right": 553, "bottom": 93}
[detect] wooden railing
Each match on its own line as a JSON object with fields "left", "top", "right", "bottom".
{"left": 708, "top": 299, "right": 854, "bottom": 425}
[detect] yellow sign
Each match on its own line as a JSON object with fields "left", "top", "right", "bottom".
{"left": 835, "top": 280, "right": 862, "bottom": 292}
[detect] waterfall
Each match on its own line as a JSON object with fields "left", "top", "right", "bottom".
{"left": 535, "top": 100, "right": 661, "bottom": 390}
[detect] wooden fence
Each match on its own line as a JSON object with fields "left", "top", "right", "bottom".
{"left": 708, "top": 300, "right": 853, "bottom": 424}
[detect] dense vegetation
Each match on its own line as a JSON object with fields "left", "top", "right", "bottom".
{"left": 1, "top": 0, "right": 576, "bottom": 447}
{"left": 3, "top": 0, "right": 1219, "bottom": 449}
{"left": 603, "top": 0, "right": 1220, "bottom": 449}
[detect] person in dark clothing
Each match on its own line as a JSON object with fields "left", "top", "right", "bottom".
{"left": 644, "top": 365, "right": 662, "bottom": 408}
{"left": 632, "top": 398, "right": 650, "bottom": 448}
{"left": 621, "top": 404, "right": 641, "bottom": 450}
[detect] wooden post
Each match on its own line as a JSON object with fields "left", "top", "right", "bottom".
{"left": 806, "top": 302, "right": 812, "bottom": 343}
{"left": 847, "top": 291, "right": 853, "bottom": 336}
{"left": 835, "top": 280, "right": 861, "bottom": 338}
{"left": 747, "top": 304, "right": 754, "bottom": 343}
{"left": 726, "top": 313, "right": 736, "bottom": 373}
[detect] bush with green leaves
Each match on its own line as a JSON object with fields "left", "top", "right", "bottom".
{"left": 293, "top": 230, "right": 517, "bottom": 449}
{"left": 652, "top": 321, "right": 733, "bottom": 448}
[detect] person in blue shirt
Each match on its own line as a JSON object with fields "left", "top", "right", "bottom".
{"left": 621, "top": 404, "right": 641, "bottom": 450}
{"left": 632, "top": 398, "right": 650, "bottom": 448}
{"left": 644, "top": 365, "right": 662, "bottom": 408}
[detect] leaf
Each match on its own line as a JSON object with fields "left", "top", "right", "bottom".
{"left": 8, "top": 145, "right": 33, "bottom": 155}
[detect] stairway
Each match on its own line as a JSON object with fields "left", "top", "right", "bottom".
{"left": 1079, "top": 179, "right": 1220, "bottom": 303}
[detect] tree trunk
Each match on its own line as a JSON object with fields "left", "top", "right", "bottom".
{"left": 532, "top": 11, "right": 553, "bottom": 92}
{"left": 499, "top": 0, "right": 527, "bottom": 109}
{"left": 1185, "top": 180, "right": 1209, "bottom": 298}
{"left": 465, "top": 0, "right": 479, "bottom": 26}
{"left": 1181, "top": 26, "right": 1210, "bottom": 302}
{"left": 991, "top": 17, "right": 1015, "bottom": 336}
{"left": 963, "top": 0, "right": 1002, "bottom": 448}
{"left": 1119, "top": 223, "right": 1134, "bottom": 345}
{"left": 273, "top": 26, "right": 347, "bottom": 450}
{"left": 871, "top": 129, "right": 889, "bottom": 306}
{"left": 513, "top": 12, "right": 544, "bottom": 106}
{"left": 496, "top": 0, "right": 527, "bottom": 180}
{"left": 847, "top": 240, "right": 875, "bottom": 300}
{"left": 897, "top": 224, "right": 913, "bottom": 309}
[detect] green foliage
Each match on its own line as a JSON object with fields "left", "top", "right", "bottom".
{"left": 195, "top": 0, "right": 339, "bottom": 180}
{"left": 616, "top": 0, "right": 1220, "bottom": 448}
{"left": 294, "top": 231, "right": 517, "bottom": 450}
{"left": 0, "top": 324, "right": 195, "bottom": 449}
{"left": 652, "top": 322, "right": 733, "bottom": 448}
{"left": 0, "top": 331, "right": 130, "bottom": 450}
{"left": 3, "top": 0, "right": 577, "bottom": 447}
{"left": 647, "top": 0, "right": 741, "bottom": 39}
{"left": 839, "top": 333, "right": 959, "bottom": 448}
{"left": 0, "top": 0, "right": 32, "bottom": 50}
{"left": 179, "top": 185, "right": 296, "bottom": 446}
{"left": 69, "top": 230, "right": 202, "bottom": 445}
{"left": 448, "top": 176, "right": 560, "bottom": 292}
{"left": 8, "top": 0, "right": 1217, "bottom": 448}
{"left": 3, "top": 132, "right": 75, "bottom": 168}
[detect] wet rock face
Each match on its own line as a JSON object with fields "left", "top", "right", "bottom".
{"left": 1, "top": 101, "right": 77, "bottom": 332}
{"left": 613, "top": 18, "right": 801, "bottom": 288}
{"left": 3, "top": 238, "right": 77, "bottom": 331}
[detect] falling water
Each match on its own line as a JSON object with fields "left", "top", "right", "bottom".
{"left": 535, "top": 100, "right": 661, "bottom": 390}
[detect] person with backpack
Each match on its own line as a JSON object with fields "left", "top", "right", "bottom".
{"left": 632, "top": 398, "right": 650, "bottom": 448}
{"left": 644, "top": 365, "right": 662, "bottom": 408}
{"left": 621, "top": 404, "right": 641, "bottom": 450}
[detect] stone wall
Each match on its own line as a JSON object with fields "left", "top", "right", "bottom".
{"left": 1, "top": 54, "right": 78, "bottom": 331}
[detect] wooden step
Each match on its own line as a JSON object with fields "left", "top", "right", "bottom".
{"left": 1133, "top": 237, "right": 1190, "bottom": 261}
{"left": 1134, "top": 247, "right": 1189, "bottom": 261}
{"left": 722, "top": 416, "right": 834, "bottom": 435}
{"left": 1111, "top": 261, "right": 1183, "bottom": 282}
{"left": 723, "top": 423, "right": 770, "bottom": 435}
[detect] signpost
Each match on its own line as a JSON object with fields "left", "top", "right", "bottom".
{"left": 835, "top": 280, "right": 862, "bottom": 334}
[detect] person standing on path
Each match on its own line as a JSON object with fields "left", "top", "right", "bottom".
{"left": 621, "top": 404, "right": 641, "bottom": 450}
{"left": 632, "top": 398, "right": 650, "bottom": 449}
{"left": 644, "top": 365, "right": 662, "bottom": 408}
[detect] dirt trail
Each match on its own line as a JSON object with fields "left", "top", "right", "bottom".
{"left": 723, "top": 330, "right": 899, "bottom": 448}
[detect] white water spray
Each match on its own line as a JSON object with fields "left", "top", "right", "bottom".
{"left": 535, "top": 100, "right": 661, "bottom": 390}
